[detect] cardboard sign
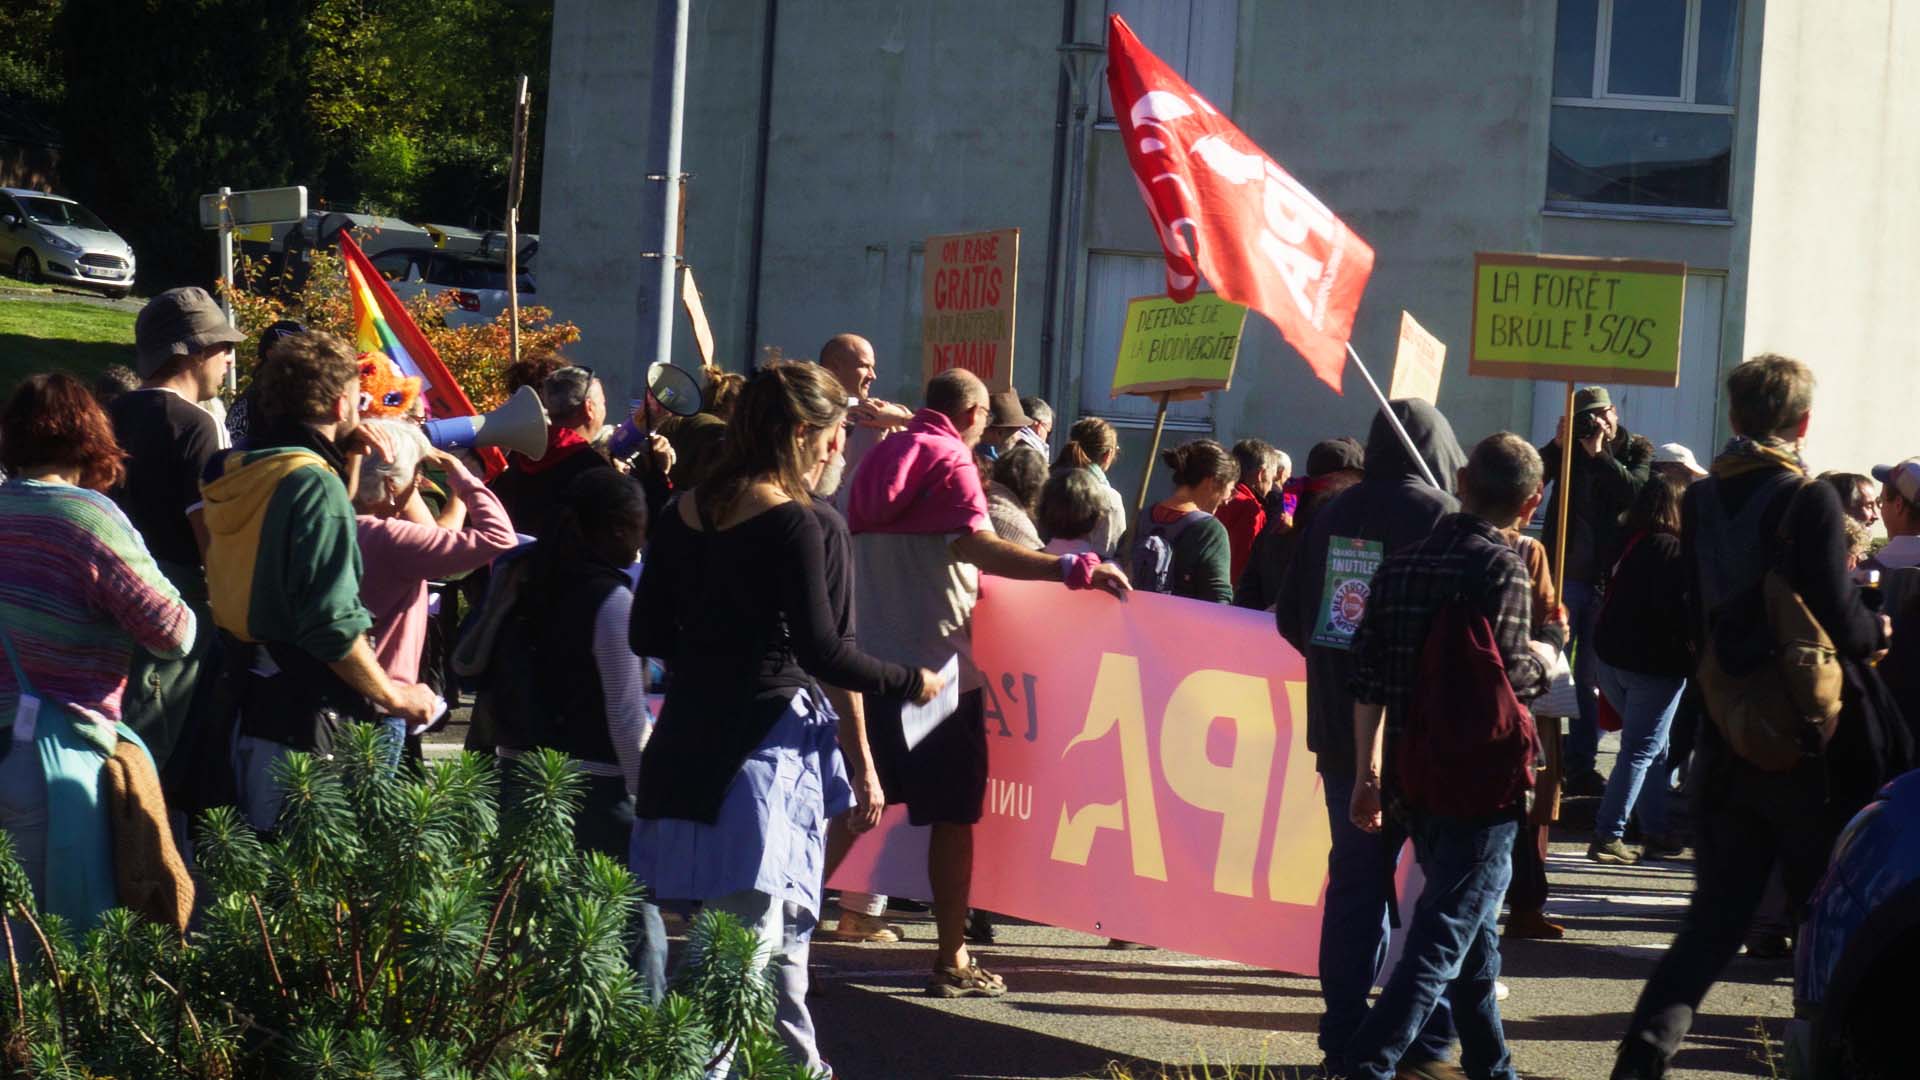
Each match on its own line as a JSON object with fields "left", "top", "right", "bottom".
{"left": 1109, "top": 292, "right": 1251, "bottom": 399}
{"left": 1469, "top": 253, "right": 1686, "bottom": 387}
{"left": 829, "top": 578, "right": 1332, "bottom": 975}
{"left": 1388, "top": 310, "right": 1446, "bottom": 404}
{"left": 922, "top": 228, "right": 1019, "bottom": 392}
{"left": 679, "top": 265, "right": 715, "bottom": 367}
{"left": 1310, "top": 536, "right": 1383, "bottom": 649}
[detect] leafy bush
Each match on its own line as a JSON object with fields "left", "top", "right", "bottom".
{"left": 0, "top": 725, "right": 817, "bottom": 1079}
{"left": 353, "top": 132, "right": 425, "bottom": 216}
{"left": 226, "top": 247, "right": 579, "bottom": 412}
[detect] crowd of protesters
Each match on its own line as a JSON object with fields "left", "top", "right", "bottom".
{"left": 3, "top": 287, "right": 1915, "bottom": 1078}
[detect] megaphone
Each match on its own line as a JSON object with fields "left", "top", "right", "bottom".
{"left": 648, "top": 361, "right": 704, "bottom": 418}
{"left": 425, "top": 384, "right": 551, "bottom": 461}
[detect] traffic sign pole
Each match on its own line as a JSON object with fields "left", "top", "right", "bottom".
{"left": 218, "top": 186, "right": 236, "bottom": 390}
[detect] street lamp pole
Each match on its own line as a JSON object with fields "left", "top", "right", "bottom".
{"left": 634, "top": 0, "right": 691, "bottom": 415}
{"left": 1053, "top": 41, "right": 1105, "bottom": 419}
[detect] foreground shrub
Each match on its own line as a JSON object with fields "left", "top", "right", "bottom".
{"left": 0, "top": 724, "right": 816, "bottom": 1079}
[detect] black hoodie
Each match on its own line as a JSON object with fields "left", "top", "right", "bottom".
{"left": 1276, "top": 400, "right": 1468, "bottom": 778}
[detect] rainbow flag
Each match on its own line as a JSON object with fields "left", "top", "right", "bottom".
{"left": 338, "top": 231, "right": 503, "bottom": 474}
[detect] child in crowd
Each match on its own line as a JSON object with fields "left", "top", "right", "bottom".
{"left": 1038, "top": 467, "right": 1106, "bottom": 556}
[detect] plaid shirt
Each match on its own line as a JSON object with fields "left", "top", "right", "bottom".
{"left": 1347, "top": 513, "right": 1552, "bottom": 733}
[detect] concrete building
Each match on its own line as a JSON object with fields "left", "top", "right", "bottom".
{"left": 540, "top": 0, "right": 1918, "bottom": 505}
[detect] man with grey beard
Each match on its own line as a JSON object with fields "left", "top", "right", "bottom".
{"left": 802, "top": 443, "right": 900, "bottom": 943}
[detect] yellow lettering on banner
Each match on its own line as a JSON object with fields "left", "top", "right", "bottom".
{"left": 1267, "top": 680, "right": 1333, "bottom": 905}
{"left": 1049, "top": 653, "right": 1168, "bottom": 880}
{"left": 1158, "top": 670, "right": 1276, "bottom": 898}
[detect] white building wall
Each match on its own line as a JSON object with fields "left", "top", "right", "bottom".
{"left": 1741, "top": 0, "right": 1920, "bottom": 472}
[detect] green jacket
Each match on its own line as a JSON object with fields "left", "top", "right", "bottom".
{"left": 200, "top": 445, "right": 371, "bottom": 663}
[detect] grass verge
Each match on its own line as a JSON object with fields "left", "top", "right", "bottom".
{"left": 0, "top": 293, "right": 138, "bottom": 399}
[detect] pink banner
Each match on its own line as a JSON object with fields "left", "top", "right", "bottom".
{"left": 829, "top": 577, "right": 1335, "bottom": 975}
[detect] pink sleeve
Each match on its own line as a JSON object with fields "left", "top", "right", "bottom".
{"left": 359, "top": 466, "right": 520, "bottom": 580}
{"left": 929, "top": 453, "right": 993, "bottom": 535}
{"left": 443, "top": 460, "right": 520, "bottom": 552}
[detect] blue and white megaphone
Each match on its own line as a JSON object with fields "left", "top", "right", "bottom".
{"left": 424, "top": 384, "right": 551, "bottom": 461}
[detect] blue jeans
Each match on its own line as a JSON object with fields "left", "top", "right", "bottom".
{"left": 1349, "top": 814, "right": 1519, "bottom": 1080}
{"left": 1563, "top": 580, "right": 1602, "bottom": 776}
{"left": 1594, "top": 664, "right": 1683, "bottom": 843}
{"left": 378, "top": 718, "right": 407, "bottom": 769}
{"left": 1319, "top": 773, "right": 1453, "bottom": 1071}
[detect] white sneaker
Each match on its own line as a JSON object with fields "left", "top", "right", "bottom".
{"left": 1494, "top": 980, "right": 1510, "bottom": 1001}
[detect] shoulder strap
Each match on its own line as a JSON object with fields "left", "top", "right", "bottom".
{"left": 1165, "top": 510, "right": 1212, "bottom": 545}
{"left": 0, "top": 622, "right": 31, "bottom": 696}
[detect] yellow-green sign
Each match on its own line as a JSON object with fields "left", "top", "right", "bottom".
{"left": 1469, "top": 253, "right": 1686, "bottom": 387}
{"left": 1110, "top": 292, "right": 1251, "bottom": 399}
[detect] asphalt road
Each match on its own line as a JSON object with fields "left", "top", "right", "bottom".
{"left": 802, "top": 767, "right": 1792, "bottom": 1080}
{"left": 429, "top": 720, "right": 1791, "bottom": 1079}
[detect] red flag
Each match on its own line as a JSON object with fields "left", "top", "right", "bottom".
{"left": 337, "top": 232, "right": 504, "bottom": 475}
{"left": 1106, "top": 14, "right": 1375, "bottom": 393}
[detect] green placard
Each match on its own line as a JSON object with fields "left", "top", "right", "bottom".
{"left": 1468, "top": 253, "right": 1686, "bottom": 388}
{"left": 1310, "top": 535, "right": 1383, "bottom": 650}
{"left": 1110, "top": 292, "right": 1251, "bottom": 398}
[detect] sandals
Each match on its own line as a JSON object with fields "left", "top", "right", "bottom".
{"left": 928, "top": 960, "right": 1007, "bottom": 998}
{"left": 823, "top": 912, "right": 905, "bottom": 943}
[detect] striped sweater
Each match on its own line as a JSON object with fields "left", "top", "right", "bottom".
{"left": 0, "top": 480, "right": 195, "bottom": 725}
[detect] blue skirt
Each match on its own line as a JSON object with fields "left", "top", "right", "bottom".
{"left": 629, "top": 688, "right": 852, "bottom": 918}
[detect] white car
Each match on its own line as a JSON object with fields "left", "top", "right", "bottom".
{"left": 0, "top": 187, "right": 136, "bottom": 296}
{"left": 368, "top": 245, "right": 536, "bottom": 328}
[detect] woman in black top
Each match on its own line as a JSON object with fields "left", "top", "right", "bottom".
{"left": 1590, "top": 473, "right": 1691, "bottom": 864}
{"left": 628, "top": 360, "right": 940, "bottom": 1076}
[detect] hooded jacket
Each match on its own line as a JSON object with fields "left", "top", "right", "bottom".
{"left": 1276, "top": 400, "right": 1467, "bottom": 778}
{"left": 201, "top": 441, "right": 370, "bottom": 663}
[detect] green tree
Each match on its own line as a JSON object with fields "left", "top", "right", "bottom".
{"left": 55, "top": 0, "right": 316, "bottom": 289}
{"left": 0, "top": 0, "right": 64, "bottom": 107}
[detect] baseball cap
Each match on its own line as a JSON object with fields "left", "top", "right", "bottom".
{"left": 1305, "top": 436, "right": 1365, "bottom": 477}
{"left": 1575, "top": 386, "right": 1613, "bottom": 415}
{"left": 1872, "top": 460, "right": 1920, "bottom": 505}
{"left": 257, "top": 319, "right": 307, "bottom": 362}
{"left": 134, "top": 286, "right": 247, "bottom": 378}
{"left": 986, "top": 389, "right": 1032, "bottom": 429}
{"left": 1652, "top": 442, "right": 1707, "bottom": 477}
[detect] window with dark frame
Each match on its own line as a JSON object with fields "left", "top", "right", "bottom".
{"left": 1548, "top": 0, "right": 1740, "bottom": 215}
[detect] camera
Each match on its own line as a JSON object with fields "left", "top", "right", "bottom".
{"left": 1574, "top": 410, "right": 1607, "bottom": 441}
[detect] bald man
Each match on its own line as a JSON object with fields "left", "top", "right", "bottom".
{"left": 818, "top": 333, "right": 912, "bottom": 510}
{"left": 824, "top": 366, "right": 1130, "bottom": 997}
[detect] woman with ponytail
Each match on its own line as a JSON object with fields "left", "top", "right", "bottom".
{"left": 629, "top": 360, "right": 941, "bottom": 1075}
{"left": 1054, "top": 416, "right": 1128, "bottom": 557}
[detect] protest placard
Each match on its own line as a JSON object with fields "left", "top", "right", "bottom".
{"left": 830, "top": 579, "right": 1335, "bottom": 975}
{"left": 1469, "top": 253, "right": 1686, "bottom": 386}
{"left": 1109, "top": 292, "right": 1250, "bottom": 398}
{"left": 921, "top": 228, "right": 1018, "bottom": 391}
{"left": 1387, "top": 310, "right": 1446, "bottom": 403}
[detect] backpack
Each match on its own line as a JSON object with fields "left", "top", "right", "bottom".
{"left": 1397, "top": 597, "right": 1538, "bottom": 818}
{"left": 1693, "top": 477, "right": 1844, "bottom": 771}
{"left": 1129, "top": 510, "right": 1212, "bottom": 594}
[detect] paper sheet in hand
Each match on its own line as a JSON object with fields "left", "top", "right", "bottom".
{"left": 899, "top": 654, "right": 960, "bottom": 751}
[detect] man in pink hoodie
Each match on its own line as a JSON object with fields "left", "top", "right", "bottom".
{"left": 832, "top": 367, "right": 1128, "bottom": 999}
